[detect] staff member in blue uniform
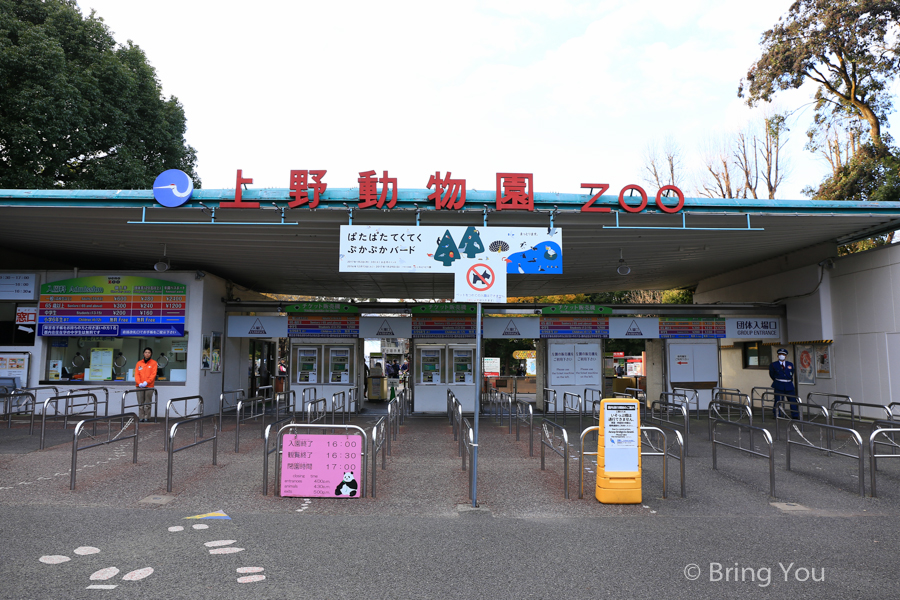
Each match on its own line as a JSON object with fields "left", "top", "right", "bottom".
{"left": 768, "top": 348, "right": 798, "bottom": 419}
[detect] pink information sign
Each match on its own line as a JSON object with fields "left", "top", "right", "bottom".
{"left": 280, "top": 433, "right": 363, "bottom": 498}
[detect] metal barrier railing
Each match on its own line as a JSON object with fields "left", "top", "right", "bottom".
{"left": 386, "top": 396, "right": 400, "bottom": 456}
{"left": 808, "top": 392, "right": 853, "bottom": 412}
{"left": 234, "top": 395, "right": 269, "bottom": 453}
{"left": 462, "top": 418, "right": 475, "bottom": 503}
{"left": 122, "top": 388, "right": 158, "bottom": 422}
{"left": 306, "top": 398, "right": 328, "bottom": 427}
{"left": 167, "top": 414, "right": 218, "bottom": 492}
{"left": 774, "top": 398, "right": 829, "bottom": 442}
{"left": 273, "top": 423, "right": 369, "bottom": 498}
{"left": 870, "top": 427, "right": 900, "bottom": 497}
{"left": 370, "top": 416, "right": 387, "bottom": 498}
{"left": 758, "top": 391, "right": 803, "bottom": 424}
{"left": 219, "top": 389, "right": 246, "bottom": 422}
{"left": 540, "top": 419, "right": 569, "bottom": 499}
{"left": 332, "top": 391, "right": 349, "bottom": 426}
{"left": 711, "top": 418, "right": 775, "bottom": 497}
{"left": 578, "top": 423, "right": 686, "bottom": 500}
{"left": 165, "top": 395, "right": 204, "bottom": 451}
{"left": 584, "top": 387, "right": 603, "bottom": 415}
{"left": 543, "top": 388, "right": 558, "bottom": 420}
{"left": 714, "top": 390, "right": 750, "bottom": 409}
{"left": 707, "top": 399, "right": 753, "bottom": 443}
{"left": 1, "top": 390, "right": 35, "bottom": 429}
{"left": 830, "top": 400, "right": 893, "bottom": 435}
{"left": 66, "top": 387, "right": 110, "bottom": 417}
{"left": 447, "top": 389, "right": 460, "bottom": 440}
{"left": 18, "top": 387, "right": 60, "bottom": 414}
{"left": 562, "top": 392, "right": 583, "bottom": 434}
{"left": 262, "top": 414, "right": 300, "bottom": 495}
{"left": 750, "top": 386, "right": 774, "bottom": 418}
{"left": 649, "top": 397, "right": 690, "bottom": 456}
{"left": 70, "top": 412, "right": 139, "bottom": 490}
{"left": 785, "top": 419, "right": 864, "bottom": 497}
{"left": 499, "top": 391, "right": 513, "bottom": 432}
{"left": 300, "top": 387, "right": 318, "bottom": 415}
{"left": 712, "top": 386, "right": 741, "bottom": 400}
{"left": 65, "top": 391, "right": 108, "bottom": 425}
{"left": 515, "top": 399, "right": 534, "bottom": 457}
{"left": 889, "top": 403, "right": 900, "bottom": 419}
{"left": 277, "top": 390, "right": 297, "bottom": 417}
{"left": 39, "top": 393, "right": 99, "bottom": 450}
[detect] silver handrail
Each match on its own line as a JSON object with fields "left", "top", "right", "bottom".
{"left": 870, "top": 427, "right": 900, "bottom": 497}
{"left": 808, "top": 392, "right": 853, "bottom": 412}
{"left": 758, "top": 390, "right": 804, "bottom": 423}
{"left": 830, "top": 400, "right": 893, "bottom": 433}
{"left": 64, "top": 391, "right": 106, "bottom": 426}
{"left": 562, "top": 392, "right": 583, "bottom": 435}
{"left": 499, "top": 391, "right": 513, "bottom": 432}
{"left": 543, "top": 388, "right": 558, "bottom": 419}
{"left": 774, "top": 399, "right": 829, "bottom": 442}
{"left": 707, "top": 399, "right": 753, "bottom": 444}
{"left": 219, "top": 389, "right": 246, "bottom": 422}
{"left": 462, "top": 418, "right": 475, "bottom": 503}
{"left": 750, "top": 386, "right": 774, "bottom": 417}
{"left": 165, "top": 395, "right": 204, "bottom": 451}
{"left": 649, "top": 398, "right": 690, "bottom": 456}
{"left": 167, "top": 414, "right": 218, "bottom": 492}
{"left": 233, "top": 395, "right": 265, "bottom": 453}
{"left": 671, "top": 387, "right": 701, "bottom": 420}
{"left": 0, "top": 391, "right": 35, "bottom": 429}
{"left": 274, "top": 423, "right": 369, "bottom": 498}
{"left": 540, "top": 419, "right": 569, "bottom": 499}
{"left": 786, "top": 420, "right": 864, "bottom": 497}
{"left": 122, "top": 388, "right": 158, "bottom": 422}
{"left": 66, "top": 387, "right": 109, "bottom": 417}
{"left": 514, "top": 399, "right": 534, "bottom": 457}
{"left": 300, "top": 387, "right": 318, "bottom": 415}
{"left": 306, "top": 398, "right": 328, "bottom": 427}
{"left": 262, "top": 414, "right": 299, "bottom": 495}
{"left": 642, "top": 423, "right": 686, "bottom": 498}
{"left": 276, "top": 390, "right": 297, "bottom": 418}
{"left": 711, "top": 419, "right": 775, "bottom": 497}
{"left": 39, "top": 393, "right": 99, "bottom": 450}
{"left": 370, "top": 416, "right": 387, "bottom": 498}
{"left": 71, "top": 412, "right": 139, "bottom": 490}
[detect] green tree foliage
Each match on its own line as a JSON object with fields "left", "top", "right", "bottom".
{"left": 739, "top": 0, "right": 900, "bottom": 157}
{"left": 0, "top": 0, "right": 199, "bottom": 189}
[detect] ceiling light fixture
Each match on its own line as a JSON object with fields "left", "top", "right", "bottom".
{"left": 154, "top": 243, "right": 170, "bottom": 272}
{"left": 616, "top": 248, "right": 631, "bottom": 276}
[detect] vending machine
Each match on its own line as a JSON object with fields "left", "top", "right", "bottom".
{"left": 296, "top": 347, "right": 319, "bottom": 384}
{"left": 329, "top": 347, "right": 351, "bottom": 384}
{"left": 452, "top": 348, "right": 473, "bottom": 384}
{"left": 418, "top": 347, "right": 444, "bottom": 385}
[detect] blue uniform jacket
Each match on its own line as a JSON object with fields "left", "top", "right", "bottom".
{"left": 768, "top": 360, "right": 794, "bottom": 389}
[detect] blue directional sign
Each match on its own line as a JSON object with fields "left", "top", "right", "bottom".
{"left": 152, "top": 169, "right": 194, "bottom": 207}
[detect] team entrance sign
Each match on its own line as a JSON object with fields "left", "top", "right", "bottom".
{"left": 339, "top": 225, "right": 561, "bottom": 301}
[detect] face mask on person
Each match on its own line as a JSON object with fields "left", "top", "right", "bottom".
{"left": 778, "top": 354, "right": 786, "bottom": 361}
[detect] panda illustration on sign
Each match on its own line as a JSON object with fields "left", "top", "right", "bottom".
{"left": 334, "top": 471, "right": 358, "bottom": 497}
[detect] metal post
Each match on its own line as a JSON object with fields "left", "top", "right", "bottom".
{"left": 472, "top": 302, "right": 481, "bottom": 507}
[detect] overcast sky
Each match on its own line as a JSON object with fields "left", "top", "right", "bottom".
{"left": 78, "top": 0, "right": 900, "bottom": 199}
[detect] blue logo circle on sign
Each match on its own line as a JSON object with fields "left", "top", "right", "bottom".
{"left": 153, "top": 169, "right": 194, "bottom": 207}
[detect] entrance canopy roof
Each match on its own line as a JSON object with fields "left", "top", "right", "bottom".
{"left": 3, "top": 188, "right": 900, "bottom": 298}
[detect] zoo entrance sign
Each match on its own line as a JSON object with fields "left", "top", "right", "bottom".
{"left": 154, "top": 169, "right": 685, "bottom": 214}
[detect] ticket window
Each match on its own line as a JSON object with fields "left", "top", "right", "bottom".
{"left": 417, "top": 347, "right": 444, "bottom": 385}
{"left": 452, "top": 348, "right": 474, "bottom": 385}
{"left": 296, "top": 347, "right": 320, "bottom": 384}
{"left": 327, "top": 346, "right": 353, "bottom": 384}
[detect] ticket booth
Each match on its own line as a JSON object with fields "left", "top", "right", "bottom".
{"left": 413, "top": 342, "right": 476, "bottom": 412}
{"left": 291, "top": 341, "right": 356, "bottom": 410}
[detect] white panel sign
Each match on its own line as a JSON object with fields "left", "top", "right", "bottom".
{"left": 575, "top": 343, "right": 601, "bottom": 385}
{"left": 609, "top": 318, "right": 659, "bottom": 339}
{"left": 0, "top": 273, "right": 37, "bottom": 300}
{"left": 725, "top": 318, "right": 780, "bottom": 338}
{"left": 692, "top": 342, "right": 720, "bottom": 382}
{"left": 604, "top": 402, "right": 639, "bottom": 472}
{"left": 668, "top": 344, "right": 694, "bottom": 382}
{"left": 455, "top": 263, "right": 507, "bottom": 303}
{"left": 15, "top": 307, "right": 37, "bottom": 334}
{"left": 339, "top": 226, "right": 563, "bottom": 274}
{"left": 483, "top": 357, "right": 500, "bottom": 377}
{"left": 482, "top": 317, "right": 540, "bottom": 339}
{"left": 227, "top": 316, "right": 288, "bottom": 338}
{"left": 549, "top": 344, "right": 575, "bottom": 386}
{"left": 359, "top": 317, "right": 412, "bottom": 339}
{"left": 0, "top": 353, "right": 30, "bottom": 387}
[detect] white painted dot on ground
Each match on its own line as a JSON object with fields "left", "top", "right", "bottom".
{"left": 210, "top": 548, "right": 244, "bottom": 555}
{"left": 236, "top": 567, "right": 264, "bottom": 574}
{"left": 74, "top": 546, "right": 100, "bottom": 555}
{"left": 90, "top": 567, "right": 120, "bottom": 580}
{"left": 39, "top": 555, "right": 70, "bottom": 564}
{"left": 237, "top": 575, "right": 266, "bottom": 583}
{"left": 168, "top": 526, "right": 184, "bottom": 532}
{"left": 204, "top": 540, "right": 237, "bottom": 548}
{"left": 86, "top": 585, "right": 118, "bottom": 590}
{"left": 192, "top": 524, "right": 208, "bottom": 530}
{"left": 122, "top": 567, "right": 154, "bottom": 581}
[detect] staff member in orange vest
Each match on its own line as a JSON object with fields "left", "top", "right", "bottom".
{"left": 134, "top": 347, "right": 158, "bottom": 422}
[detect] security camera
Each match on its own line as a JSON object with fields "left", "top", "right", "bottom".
{"left": 195, "top": 270, "right": 206, "bottom": 279}
{"left": 154, "top": 261, "right": 169, "bottom": 272}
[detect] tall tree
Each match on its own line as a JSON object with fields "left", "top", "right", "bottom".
{"left": 739, "top": 0, "right": 900, "bottom": 158}
{"left": 0, "top": 0, "right": 199, "bottom": 189}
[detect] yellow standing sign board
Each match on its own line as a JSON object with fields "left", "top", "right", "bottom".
{"left": 596, "top": 399, "right": 642, "bottom": 504}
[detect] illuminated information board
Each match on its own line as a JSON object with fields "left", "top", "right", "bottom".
{"left": 658, "top": 317, "right": 725, "bottom": 339}
{"left": 37, "top": 276, "right": 186, "bottom": 337}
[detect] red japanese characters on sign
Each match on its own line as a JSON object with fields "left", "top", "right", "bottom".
{"left": 427, "top": 171, "right": 466, "bottom": 210}
{"left": 220, "top": 169, "right": 259, "bottom": 208}
{"left": 358, "top": 170, "right": 397, "bottom": 209}
{"left": 288, "top": 170, "right": 327, "bottom": 209}
{"left": 210, "top": 169, "right": 686, "bottom": 214}
{"left": 496, "top": 173, "right": 534, "bottom": 211}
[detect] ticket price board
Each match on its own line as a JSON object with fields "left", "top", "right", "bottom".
{"left": 540, "top": 316, "right": 610, "bottom": 338}
{"left": 37, "top": 276, "right": 186, "bottom": 337}
{"left": 280, "top": 433, "right": 362, "bottom": 498}
{"left": 659, "top": 317, "right": 725, "bottom": 339}
{"left": 411, "top": 316, "right": 475, "bottom": 338}
{"left": 288, "top": 316, "right": 359, "bottom": 338}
